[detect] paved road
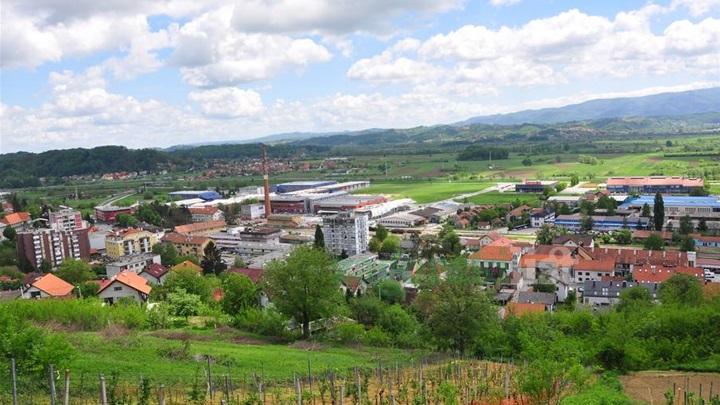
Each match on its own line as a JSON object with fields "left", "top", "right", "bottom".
{"left": 98, "top": 190, "right": 137, "bottom": 207}
{"left": 441, "top": 184, "right": 499, "bottom": 203}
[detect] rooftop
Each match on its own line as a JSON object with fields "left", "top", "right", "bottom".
{"left": 620, "top": 195, "right": 720, "bottom": 208}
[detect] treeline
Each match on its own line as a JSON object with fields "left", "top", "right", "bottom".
{"left": 457, "top": 146, "right": 510, "bottom": 161}
{"left": 170, "top": 143, "right": 331, "bottom": 159}
{"left": 0, "top": 146, "right": 181, "bottom": 187}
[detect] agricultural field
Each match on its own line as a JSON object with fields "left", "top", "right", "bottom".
{"left": 620, "top": 371, "right": 720, "bottom": 404}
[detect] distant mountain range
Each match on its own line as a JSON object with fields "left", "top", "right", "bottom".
{"left": 454, "top": 87, "right": 720, "bottom": 126}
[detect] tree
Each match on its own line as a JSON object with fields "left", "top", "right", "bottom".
{"left": 641, "top": 203, "right": 651, "bottom": 218}
{"left": 375, "top": 225, "right": 388, "bottom": 242}
{"left": 54, "top": 259, "right": 95, "bottom": 285}
{"left": 616, "top": 285, "right": 653, "bottom": 312}
{"left": 175, "top": 254, "right": 200, "bottom": 266}
{"left": 313, "top": 224, "right": 325, "bottom": 250}
{"left": 163, "top": 266, "right": 212, "bottom": 302}
{"left": 665, "top": 140, "right": 673, "bottom": 147}
{"left": 440, "top": 229, "right": 462, "bottom": 258}
{"left": 643, "top": 233, "right": 665, "bottom": 250}
{"left": 535, "top": 224, "right": 555, "bottom": 245}
{"left": 678, "top": 215, "right": 694, "bottom": 235}
{"left": 39, "top": 259, "right": 52, "bottom": 273}
{"left": 698, "top": 218, "right": 708, "bottom": 232}
{"left": 117, "top": 213, "right": 138, "bottom": 227}
{"left": 2, "top": 226, "right": 16, "bottom": 242}
{"left": 200, "top": 241, "right": 226, "bottom": 276}
{"left": 368, "top": 237, "right": 382, "bottom": 253}
{"left": 232, "top": 257, "right": 246, "bottom": 268}
{"left": 377, "top": 279, "right": 405, "bottom": 305}
{"left": 653, "top": 192, "right": 665, "bottom": 231}
{"left": 152, "top": 242, "right": 178, "bottom": 267}
{"left": 621, "top": 216, "right": 629, "bottom": 229}
{"left": 689, "top": 187, "right": 709, "bottom": 197}
{"left": 418, "top": 260, "right": 498, "bottom": 354}
{"left": 522, "top": 157, "right": 532, "bottom": 166}
{"left": 596, "top": 195, "right": 616, "bottom": 215}
{"left": 74, "top": 281, "right": 100, "bottom": 298}
{"left": 262, "top": 246, "right": 343, "bottom": 339}
{"left": 614, "top": 229, "right": 632, "bottom": 245}
{"left": 349, "top": 295, "right": 386, "bottom": 329}
{"left": 580, "top": 215, "right": 594, "bottom": 232}
{"left": 379, "top": 234, "right": 401, "bottom": 257}
{"left": 559, "top": 203, "right": 572, "bottom": 215}
{"left": 658, "top": 273, "right": 703, "bottom": 307}
{"left": 679, "top": 235, "right": 696, "bottom": 252}
{"left": 166, "top": 288, "right": 204, "bottom": 318}
{"left": 220, "top": 273, "right": 257, "bottom": 315}
{"left": 570, "top": 174, "right": 579, "bottom": 187}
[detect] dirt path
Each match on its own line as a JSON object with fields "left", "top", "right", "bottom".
{"left": 620, "top": 371, "right": 720, "bottom": 404}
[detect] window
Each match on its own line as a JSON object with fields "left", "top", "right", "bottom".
{"left": 114, "top": 286, "right": 122, "bottom": 291}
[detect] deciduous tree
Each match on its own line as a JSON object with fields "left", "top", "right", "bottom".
{"left": 658, "top": 273, "right": 703, "bottom": 307}
{"left": 220, "top": 273, "right": 257, "bottom": 315}
{"left": 643, "top": 233, "right": 665, "bottom": 251}
{"left": 262, "top": 246, "right": 343, "bottom": 339}
{"left": 55, "top": 259, "right": 95, "bottom": 285}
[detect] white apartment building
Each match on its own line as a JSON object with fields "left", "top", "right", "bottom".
{"left": 49, "top": 208, "right": 86, "bottom": 232}
{"left": 322, "top": 213, "right": 369, "bottom": 257}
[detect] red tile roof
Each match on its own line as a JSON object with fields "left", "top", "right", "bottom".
{"left": 99, "top": 270, "right": 151, "bottom": 295}
{"left": 504, "top": 302, "right": 545, "bottom": 319}
{"left": 0, "top": 212, "right": 31, "bottom": 226}
{"left": 469, "top": 245, "right": 520, "bottom": 262}
{"left": 632, "top": 230, "right": 673, "bottom": 241}
{"left": 189, "top": 206, "right": 220, "bottom": 215}
{"left": 174, "top": 220, "right": 226, "bottom": 235}
{"left": 161, "top": 233, "right": 211, "bottom": 246}
{"left": 31, "top": 273, "right": 74, "bottom": 297}
{"left": 141, "top": 263, "right": 168, "bottom": 279}
{"left": 227, "top": 267, "right": 264, "bottom": 283}
{"left": 171, "top": 260, "right": 203, "bottom": 272}
{"left": 633, "top": 265, "right": 703, "bottom": 283}
{"left": 573, "top": 259, "right": 615, "bottom": 272}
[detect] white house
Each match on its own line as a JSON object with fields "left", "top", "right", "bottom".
{"left": 97, "top": 270, "right": 152, "bottom": 304}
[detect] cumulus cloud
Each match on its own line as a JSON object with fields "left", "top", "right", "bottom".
{"left": 188, "top": 87, "right": 264, "bottom": 117}
{"left": 231, "top": 0, "right": 462, "bottom": 35}
{"left": 348, "top": 8, "right": 720, "bottom": 96}
{"left": 171, "top": 7, "right": 333, "bottom": 87}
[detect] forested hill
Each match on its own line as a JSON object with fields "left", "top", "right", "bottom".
{"left": 456, "top": 87, "right": 720, "bottom": 125}
{"left": 0, "top": 146, "right": 177, "bottom": 188}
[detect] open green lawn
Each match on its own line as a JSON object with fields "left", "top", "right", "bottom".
{"left": 67, "top": 328, "right": 420, "bottom": 382}
{"left": 358, "top": 181, "right": 496, "bottom": 203}
{"left": 464, "top": 191, "right": 541, "bottom": 206}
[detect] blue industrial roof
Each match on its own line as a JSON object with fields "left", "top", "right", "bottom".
{"left": 620, "top": 195, "right": 720, "bottom": 208}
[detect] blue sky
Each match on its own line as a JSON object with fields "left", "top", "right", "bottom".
{"left": 1, "top": 0, "right": 718, "bottom": 153}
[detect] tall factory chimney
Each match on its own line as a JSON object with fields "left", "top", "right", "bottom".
{"left": 261, "top": 144, "right": 272, "bottom": 218}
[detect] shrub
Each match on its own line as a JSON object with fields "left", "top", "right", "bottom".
{"left": 331, "top": 323, "right": 365, "bottom": 344}
{"left": 233, "top": 308, "right": 289, "bottom": 338}
{"left": 364, "top": 326, "right": 391, "bottom": 347}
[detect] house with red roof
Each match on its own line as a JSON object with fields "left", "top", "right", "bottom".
{"left": 97, "top": 270, "right": 152, "bottom": 304}
{"left": 139, "top": 263, "right": 169, "bottom": 285}
{"left": 227, "top": 267, "right": 265, "bottom": 283}
{"left": 468, "top": 241, "right": 521, "bottom": 278}
{"left": 21, "top": 273, "right": 74, "bottom": 299}
{"left": 174, "top": 220, "right": 226, "bottom": 236}
{"left": 632, "top": 265, "right": 703, "bottom": 284}
{"left": 0, "top": 211, "right": 32, "bottom": 230}
{"left": 573, "top": 259, "right": 616, "bottom": 283}
{"left": 189, "top": 206, "right": 225, "bottom": 223}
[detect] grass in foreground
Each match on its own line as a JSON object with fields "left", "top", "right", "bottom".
{"left": 67, "top": 328, "right": 421, "bottom": 382}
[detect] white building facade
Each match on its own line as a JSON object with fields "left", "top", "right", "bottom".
{"left": 322, "top": 213, "right": 370, "bottom": 257}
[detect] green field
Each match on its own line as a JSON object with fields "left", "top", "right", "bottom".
{"left": 358, "top": 181, "right": 496, "bottom": 203}
{"left": 464, "top": 191, "right": 541, "bottom": 206}
{"left": 66, "top": 329, "right": 418, "bottom": 381}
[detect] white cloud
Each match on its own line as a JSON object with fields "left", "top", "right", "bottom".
{"left": 172, "top": 7, "right": 333, "bottom": 87}
{"left": 348, "top": 8, "right": 720, "bottom": 96}
{"left": 188, "top": 87, "right": 264, "bottom": 117}
{"left": 671, "top": 0, "right": 720, "bottom": 16}
{"left": 231, "top": 0, "right": 463, "bottom": 35}
{"left": 348, "top": 51, "right": 443, "bottom": 84}
{"left": 489, "top": 0, "right": 521, "bottom": 6}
